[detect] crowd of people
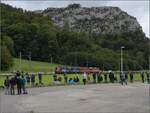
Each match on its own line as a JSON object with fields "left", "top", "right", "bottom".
{"left": 4, "top": 71, "right": 43, "bottom": 95}
{"left": 53, "top": 73, "right": 80, "bottom": 85}
{"left": 3, "top": 70, "right": 150, "bottom": 95}
{"left": 81, "top": 71, "right": 150, "bottom": 85}
{"left": 52, "top": 71, "right": 150, "bottom": 85}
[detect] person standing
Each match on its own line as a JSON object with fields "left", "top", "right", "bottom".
{"left": 4, "top": 76, "right": 10, "bottom": 95}
{"left": 125, "top": 72, "right": 128, "bottom": 82}
{"left": 38, "top": 72, "right": 42, "bottom": 85}
{"left": 26, "top": 73, "right": 30, "bottom": 85}
{"left": 92, "top": 72, "right": 96, "bottom": 84}
{"left": 16, "top": 76, "right": 22, "bottom": 95}
{"left": 104, "top": 73, "right": 108, "bottom": 83}
{"left": 109, "top": 71, "right": 112, "bottom": 83}
{"left": 129, "top": 72, "right": 134, "bottom": 83}
{"left": 15, "top": 71, "right": 21, "bottom": 94}
{"left": 109, "top": 71, "right": 114, "bottom": 83}
{"left": 82, "top": 72, "right": 87, "bottom": 85}
{"left": 141, "top": 72, "right": 145, "bottom": 83}
{"left": 21, "top": 75, "right": 27, "bottom": 94}
{"left": 31, "top": 73, "right": 35, "bottom": 87}
{"left": 97, "top": 72, "right": 101, "bottom": 83}
{"left": 16, "top": 70, "right": 21, "bottom": 77}
{"left": 10, "top": 76, "right": 16, "bottom": 95}
{"left": 64, "top": 72, "right": 68, "bottom": 84}
{"left": 120, "top": 72, "right": 127, "bottom": 85}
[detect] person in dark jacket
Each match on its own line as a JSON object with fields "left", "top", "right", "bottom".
{"left": 129, "top": 72, "right": 134, "bottom": 83}
{"left": 75, "top": 76, "right": 79, "bottom": 83}
{"left": 31, "top": 73, "right": 35, "bottom": 87}
{"left": 140, "top": 72, "right": 145, "bottom": 83}
{"left": 92, "top": 72, "right": 97, "bottom": 83}
{"left": 15, "top": 71, "right": 21, "bottom": 94}
{"left": 125, "top": 72, "right": 128, "bottom": 81}
{"left": 10, "top": 76, "right": 16, "bottom": 95}
{"left": 104, "top": 73, "right": 108, "bottom": 83}
{"left": 16, "top": 76, "right": 22, "bottom": 95}
{"left": 38, "top": 72, "right": 42, "bottom": 84}
{"left": 4, "top": 76, "right": 10, "bottom": 95}
{"left": 16, "top": 70, "right": 21, "bottom": 77}
{"left": 64, "top": 73, "right": 68, "bottom": 84}
{"left": 109, "top": 71, "right": 114, "bottom": 83}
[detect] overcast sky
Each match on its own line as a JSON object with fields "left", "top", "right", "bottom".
{"left": 2, "top": 0, "right": 149, "bottom": 37}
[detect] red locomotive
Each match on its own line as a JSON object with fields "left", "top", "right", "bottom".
{"left": 55, "top": 66, "right": 100, "bottom": 74}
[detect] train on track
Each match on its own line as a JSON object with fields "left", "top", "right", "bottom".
{"left": 55, "top": 66, "right": 101, "bottom": 74}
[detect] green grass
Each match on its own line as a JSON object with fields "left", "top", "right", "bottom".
{"left": 6, "top": 58, "right": 64, "bottom": 73}
{"left": 0, "top": 58, "right": 147, "bottom": 86}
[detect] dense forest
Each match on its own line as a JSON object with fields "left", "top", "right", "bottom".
{"left": 0, "top": 3, "right": 149, "bottom": 71}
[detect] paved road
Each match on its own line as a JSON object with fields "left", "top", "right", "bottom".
{"left": 0, "top": 83, "right": 149, "bottom": 113}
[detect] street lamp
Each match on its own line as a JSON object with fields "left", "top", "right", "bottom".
{"left": 121, "top": 46, "right": 125, "bottom": 74}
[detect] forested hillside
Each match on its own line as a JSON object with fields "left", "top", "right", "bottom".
{"left": 0, "top": 3, "right": 149, "bottom": 71}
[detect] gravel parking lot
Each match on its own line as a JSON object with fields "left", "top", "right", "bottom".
{"left": 0, "top": 83, "right": 149, "bottom": 113}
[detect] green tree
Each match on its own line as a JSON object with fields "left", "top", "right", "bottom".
{"left": 1, "top": 35, "right": 13, "bottom": 70}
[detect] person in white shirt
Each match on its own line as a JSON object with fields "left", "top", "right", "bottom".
{"left": 82, "top": 72, "right": 87, "bottom": 85}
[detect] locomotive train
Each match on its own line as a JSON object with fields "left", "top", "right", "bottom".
{"left": 55, "top": 66, "right": 101, "bottom": 74}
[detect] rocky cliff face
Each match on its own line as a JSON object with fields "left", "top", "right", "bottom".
{"left": 42, "top": 4, "right": 142, "bottom": 34}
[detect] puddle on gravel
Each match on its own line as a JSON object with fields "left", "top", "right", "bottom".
{"left": 79, "top": 98, "right": 87, "bottom": 101}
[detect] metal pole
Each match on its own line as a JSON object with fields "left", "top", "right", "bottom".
{"left": 121, "top": 46, "right": 124, "bottom": 74}
{"left": 19, "top": 52, "right": 22, "bottom": 71}
{"left": 29, "top": 52, "right": 31, "bottom": 70}
{"left": 121, "top": 47, "right": 122, "bottom": 74}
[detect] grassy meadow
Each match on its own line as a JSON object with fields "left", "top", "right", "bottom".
{"left": 0, "top": 58, "right": 147, "bottom": 87}
{"left": 7, "top": 58, "right": 63, "bottom": 72}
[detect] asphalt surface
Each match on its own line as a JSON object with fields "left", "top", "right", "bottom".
{"left": 0, "top": 83, "right": 149, "bottom": 113}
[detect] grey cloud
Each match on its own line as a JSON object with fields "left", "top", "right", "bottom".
{"left": 106, "top": 1, "right": 149, "bottom": 37}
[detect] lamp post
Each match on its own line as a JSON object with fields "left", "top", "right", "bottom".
{"left": 121, "top": 46, "right": 125, "bottom": 74}
{"left": 19, "top": 52, "right": 22, "bottom": 71}
{"left": 29, "top": 52, "right": 32, "bottom": 70}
